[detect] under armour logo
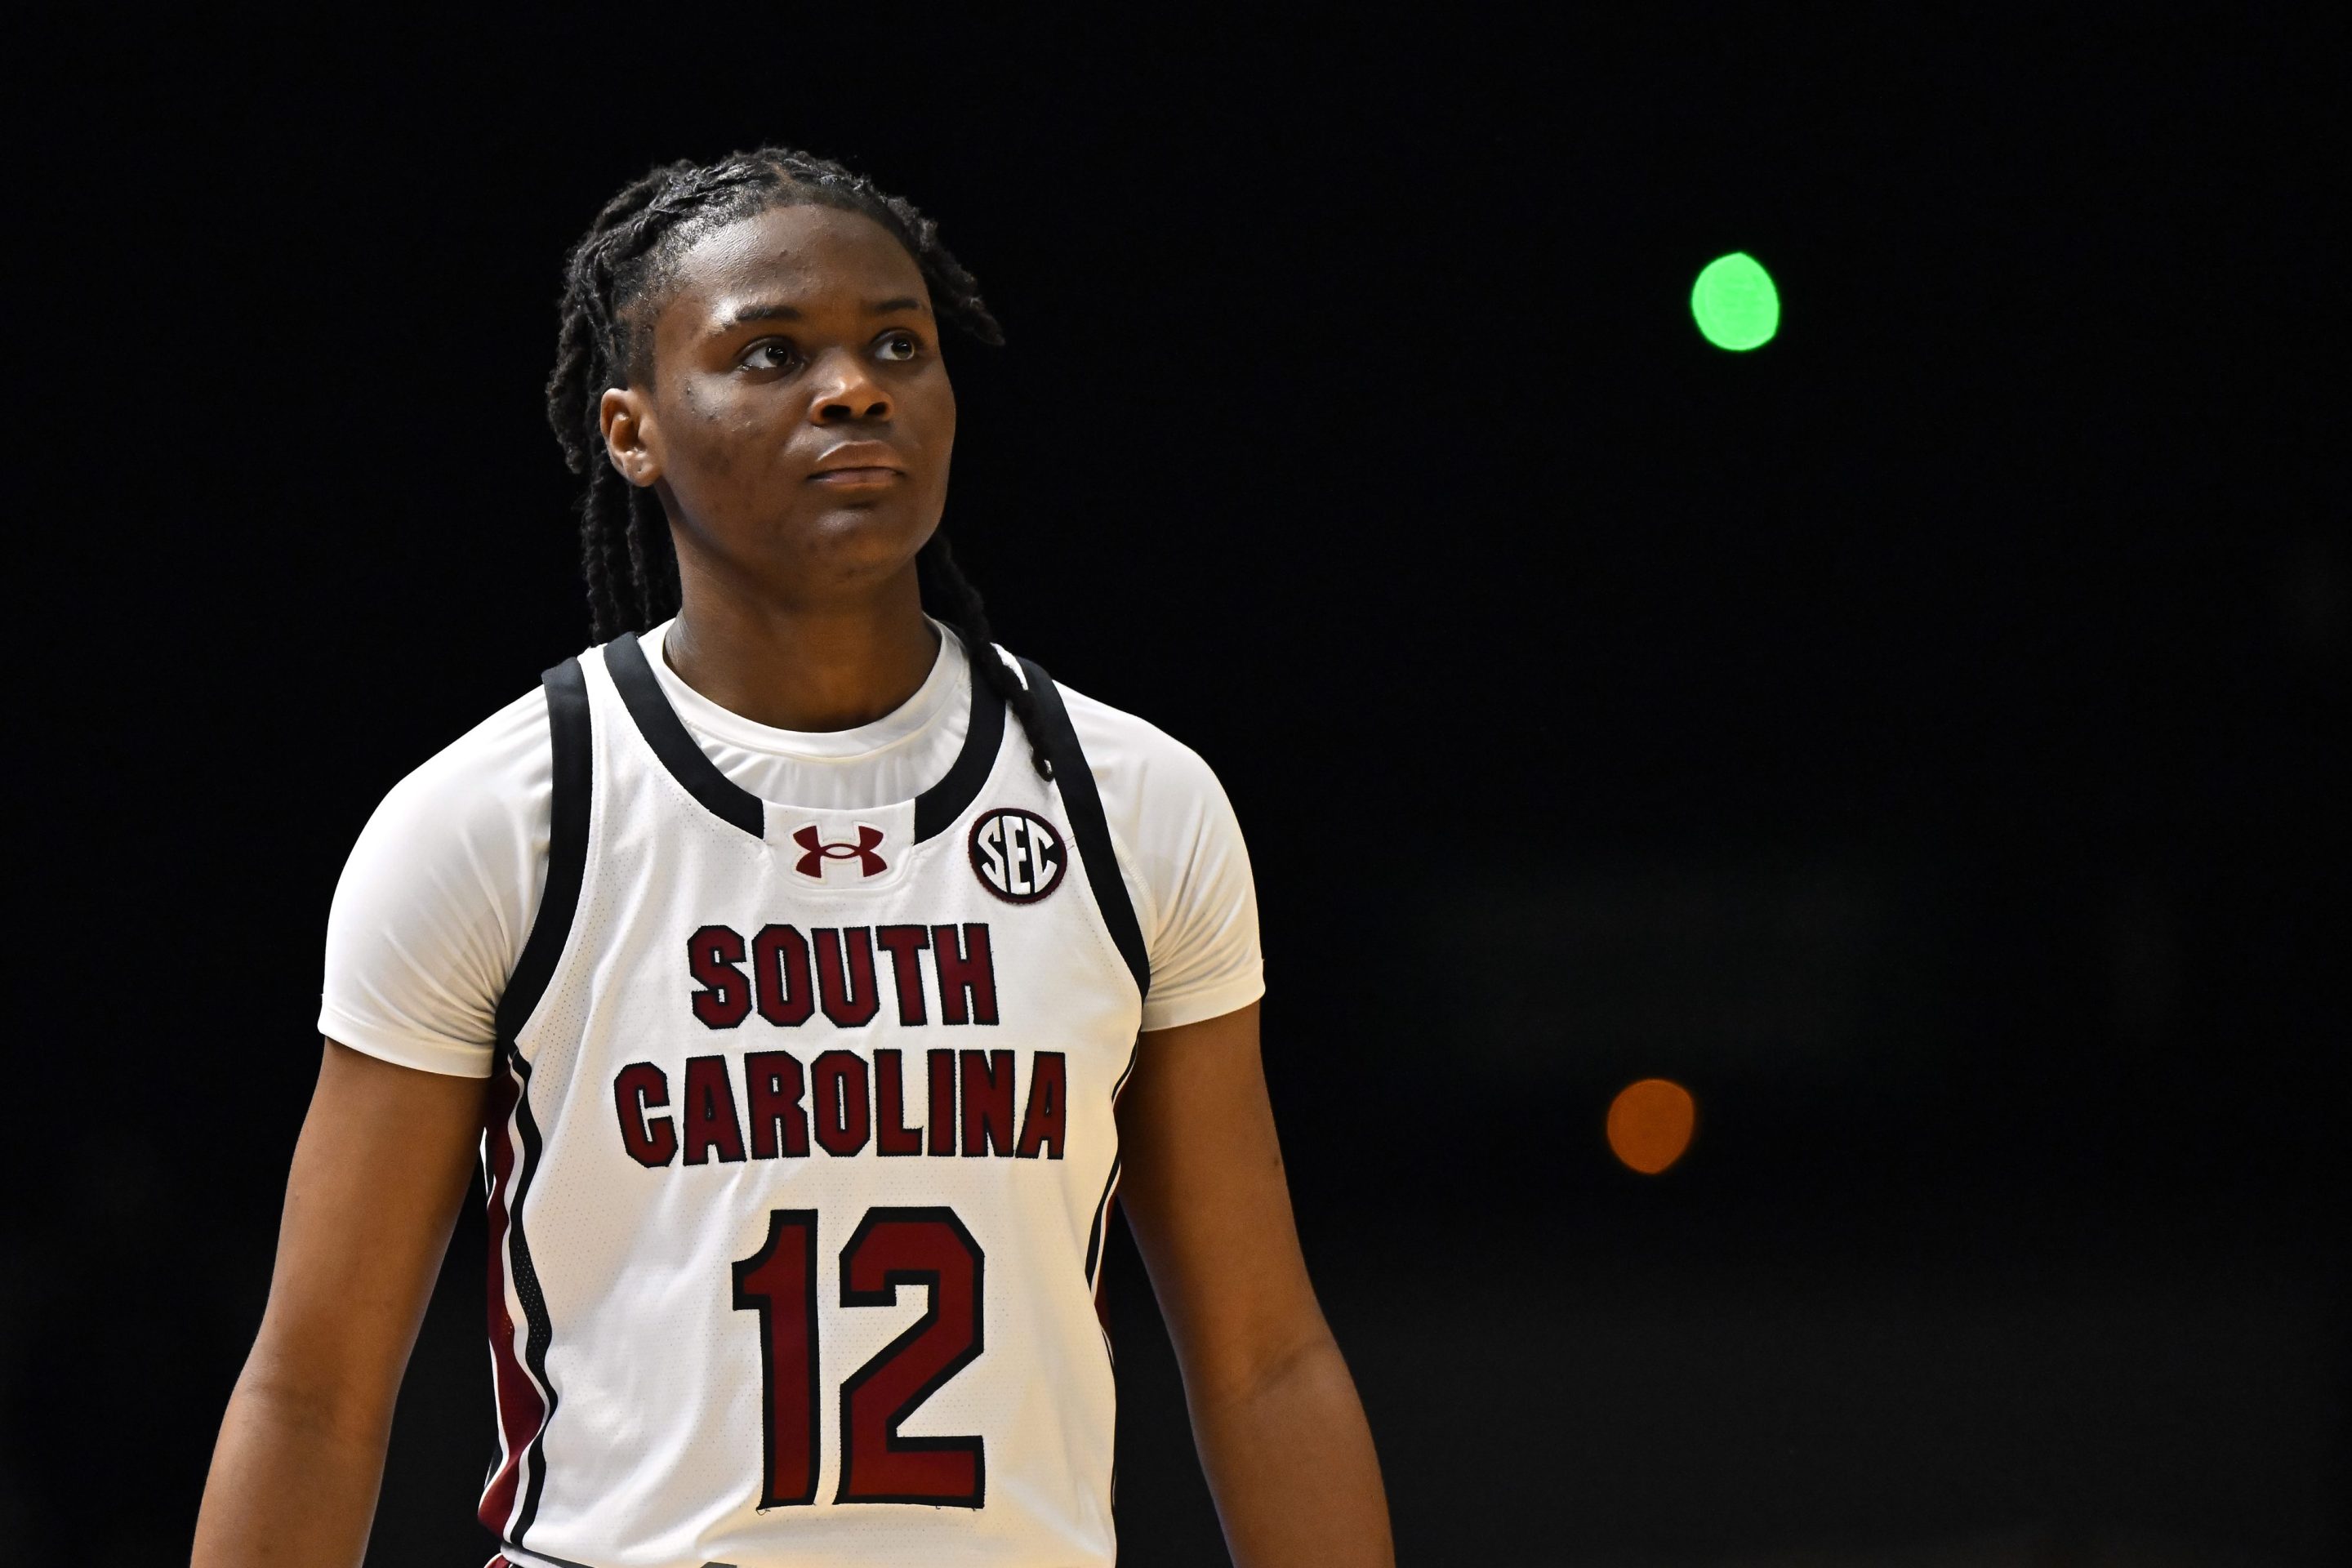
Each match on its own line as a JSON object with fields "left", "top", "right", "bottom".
{"left": 792, "top": 825, "right": 888, "bottom": 880}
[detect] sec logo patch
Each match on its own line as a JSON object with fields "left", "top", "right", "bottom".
{"left": 969, "top": 808, "right": 1067, "bottom": 904}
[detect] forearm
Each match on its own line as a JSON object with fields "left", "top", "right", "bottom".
{"left": 190, "top": 1369, "right": 390, "bottom": 1568}
{"left": 1187, "top": 1334, "right": 1394, "bottom": 1568}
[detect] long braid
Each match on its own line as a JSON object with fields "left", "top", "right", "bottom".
{"left": 543, "top": 148, "right": 1044, "bottom": 774}
{"left": 920, "top": 534, "right": 1054, "bottom": 780}
{"left": 576, "top": 469, "right": 623, "bottom": 638}
{"left": 550, "top": 164, "right": 676, "bottom": 639}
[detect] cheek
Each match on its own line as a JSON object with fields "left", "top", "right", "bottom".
{"left": 670, "top": 384, "right": 764, "bottom": 484}
{"left": 911, "top": 378, "right": 957, "bottom": 460}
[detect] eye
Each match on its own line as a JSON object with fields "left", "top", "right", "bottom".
{"left": 876, "top": 331, "right": 921, "bottom": 363}
{"left": 742, "top": 338, "right": 802, "bottom": 372}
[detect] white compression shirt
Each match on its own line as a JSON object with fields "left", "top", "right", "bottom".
{"left": 318, "top": 617, "right": 1263, "bottom": 1077}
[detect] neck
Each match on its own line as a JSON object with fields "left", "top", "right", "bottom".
{"left": 661, "top": 564, "right": 942, "bottom": 733}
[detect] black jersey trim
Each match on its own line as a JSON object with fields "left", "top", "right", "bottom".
{"left": 503, "top": 1045, "right": 559, "bottom": 1547}
{"left": 914, "top": 643, "right": 1005, "bottom": 843}
{"left": 603, "top": 634, "right": 764, "bottom": 839}
{"left": 1014, "top": 657, "right": 1152, "bottom": 1003}
{"left": 1082, "top": 1037, "right": 1143, "bottom": 1289}
{"left": 490, "top": 656, "right": 591, "bottom": 1557}
{"left": 603, "top": 630, "right": 1006, "bottom": 846}
{"left": 1082, "top": 1153, "right": 1123, "bottom": 1286}
{"left": 495, "top": 657, "right": 593, "bottom": 1045}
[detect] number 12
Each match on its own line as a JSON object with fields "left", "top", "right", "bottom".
{"left": 730, "top": 1206, "right": 987, "bottom": 1508}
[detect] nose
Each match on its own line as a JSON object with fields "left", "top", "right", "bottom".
{"left": 808, "top": 347, "right": 892, "bottom": 425}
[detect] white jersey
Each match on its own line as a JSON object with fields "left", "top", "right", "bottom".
{"left": 473, "top": 631, "right": 1154, "bottom": 1568}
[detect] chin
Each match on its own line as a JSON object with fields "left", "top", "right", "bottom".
{"left": 784, "top": 501, "right": 938, "bottom": 582}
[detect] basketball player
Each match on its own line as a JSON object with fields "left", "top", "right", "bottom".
{"left": 189, "top": 149, "right": 1392, "bottom": 1567}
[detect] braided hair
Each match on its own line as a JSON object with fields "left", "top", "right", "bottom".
{"left": 546, "top": 147, "right": 1053, "bottom": 778}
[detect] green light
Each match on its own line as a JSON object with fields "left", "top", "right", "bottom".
{"left": 1691, "top": 252, "right": 1779, "bottom": 350}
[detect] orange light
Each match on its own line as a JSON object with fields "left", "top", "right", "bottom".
{"left": 1607, "top": 1079, "right": 1696, "bottom": 1174}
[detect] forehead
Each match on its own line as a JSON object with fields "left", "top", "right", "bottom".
{"left": 660, "top": 203, "right": 931, "bottom": 326}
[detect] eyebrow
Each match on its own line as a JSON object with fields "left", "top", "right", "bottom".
{"left": 719, "top": 296, "right": 932, "bottom": 330}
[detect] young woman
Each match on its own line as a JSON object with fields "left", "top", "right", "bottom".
{"left": 191, "top": 149, "right": 1391, "bottom": 1567}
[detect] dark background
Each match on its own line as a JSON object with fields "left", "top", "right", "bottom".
{"left": 7, "top": 9, "right": 2342, "bottom": 1564}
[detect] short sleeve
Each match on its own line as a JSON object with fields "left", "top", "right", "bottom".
{"left": 1059, "top": 687, "right": 1264, "bottom": 1033}
{"left": 315, "top": 688, "right": 551, "bottom": 1078}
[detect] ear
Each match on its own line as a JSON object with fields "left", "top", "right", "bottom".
{"left": 599, "top": 385, "right": 662, "bottom": 488}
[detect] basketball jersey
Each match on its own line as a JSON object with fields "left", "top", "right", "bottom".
{"left": 479, "top": 630, "right": 1147, "bottom": 1568}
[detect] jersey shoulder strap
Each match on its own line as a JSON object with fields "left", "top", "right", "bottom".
{"left": 1014, "top": 655, "right": 1152, "bottom": 1004}
{"left": 495, "top": 655, "right": 595, "bottom": 1049}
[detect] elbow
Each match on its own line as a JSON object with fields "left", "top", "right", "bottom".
{"left": 1192, "top": 1321, "right": 1348, "bottom": 1416}
{"left": 229, "top": 1336, "right": 400, "bottom": 1448}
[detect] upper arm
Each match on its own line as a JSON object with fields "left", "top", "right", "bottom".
{"left": 1065, "top": 692, "right": 1295, "bottom": 1390}
{"left": 243, "top": 1040, "right": 487, "bottom": 1421}
{"left": 1113, "top": 1002, "right": 1330, "bottom": 1406}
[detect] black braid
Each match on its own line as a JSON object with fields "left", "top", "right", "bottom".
{"left": 546, "top": 148, "right": 1053, "bottom": 778}
{"left": 919, "top": 533, "right": 1054, "bottom": 779}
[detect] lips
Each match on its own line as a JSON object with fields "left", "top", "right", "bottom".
{"left": 808, "top": 442, "right": 906, "bottom": 484}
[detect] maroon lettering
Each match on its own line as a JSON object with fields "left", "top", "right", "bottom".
{"left": 688, "top": 924, "right": 752, "bottom": 1029}
{"left": 612, "top": 1062, "right": 677, "bottom": 1167}
{"left": 932, "top": 923, "right": 999, "bottom": 1026}
{"left": 682, "top": 1054, "right": 748, "bottom": 1165}
{"left": 1014, "top": 1051, "right": 1067, "bottom": 1160}
{"left": 873, "top": 1049, "right": 922, "bottom": 1156}
{"left": 815, "top": 928, "right": 881, "bottom": 1028}
{"left": 812, "top": 1049, "right": 871, "bottom": 1156}
{"left": 960, "top": 1049, "right": 1016, "bottom": 1156}
{"left": 874, "top": 924, "right": 931, "bottom": 1025}
{"left": 752, "top": 924, "right": 815, "bottom": 1027}
{"left": 744, "top": 1050, "right": 810, "bottom": 1159}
